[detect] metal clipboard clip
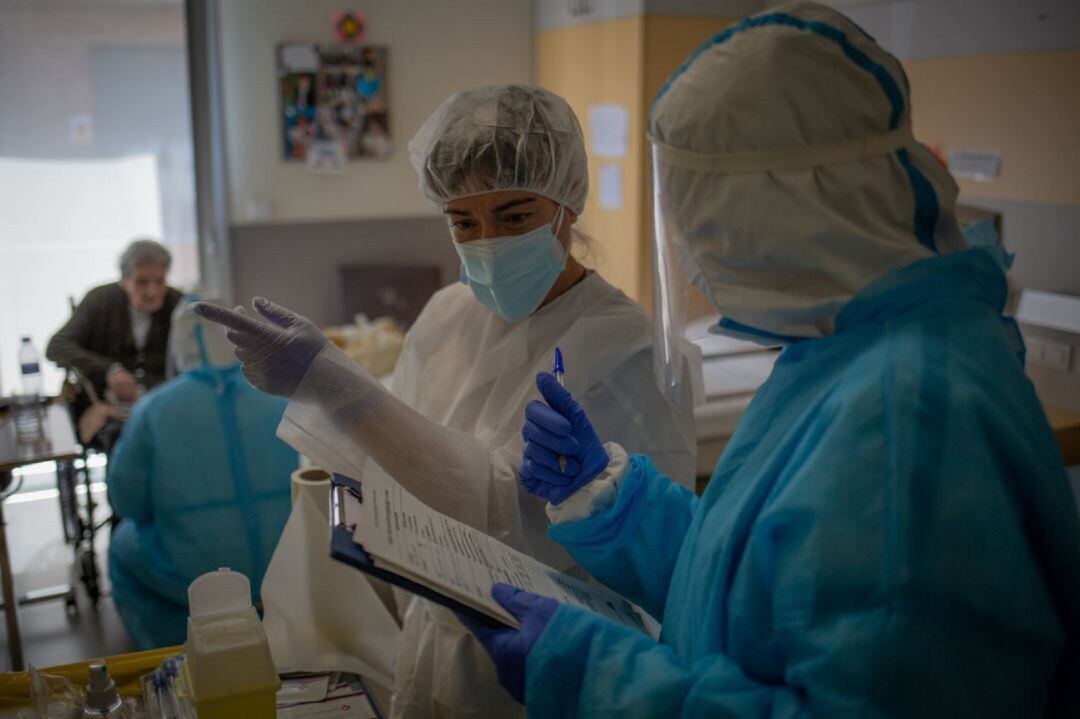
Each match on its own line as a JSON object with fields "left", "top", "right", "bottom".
{"left": 330, "top": 476, "right": 364, "bottom": 533}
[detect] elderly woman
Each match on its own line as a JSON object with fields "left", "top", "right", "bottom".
{"left": 196, "top": 84, "right": 696, "bottom": 717}
{"left": 47, "top": 239, "right": 181, "bottom": 451}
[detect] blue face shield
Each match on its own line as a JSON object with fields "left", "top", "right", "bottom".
{"left": 455, "top": 206, "right": 568, "bottom": 323}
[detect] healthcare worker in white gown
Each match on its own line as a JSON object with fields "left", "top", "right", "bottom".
{"left": 195, "top": 84, "right": 696, "bottom": 718}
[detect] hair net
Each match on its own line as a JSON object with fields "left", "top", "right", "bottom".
{"left": 409, "top": 84, "right": 589, "bottom": 215}
{"left": 169, "top": 297, "right": 238, "bottom": 373}
{"left": 649, "top": 1, "right": 968, "bottom": 342}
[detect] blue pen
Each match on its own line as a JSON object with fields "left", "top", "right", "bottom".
{"left": 553, "top": 348, "right": 567, "bottom": 473}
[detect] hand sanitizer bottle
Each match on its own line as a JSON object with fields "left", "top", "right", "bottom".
{"left": 83, "top": 662, "right": 131, "bottom": 718}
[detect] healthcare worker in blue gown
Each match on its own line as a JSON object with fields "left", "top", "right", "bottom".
{"left": 462, "top": 3, "right": 1080, "bottom": 716}
{"left": 108, "top": 298, "right": 297, "bottom": 649}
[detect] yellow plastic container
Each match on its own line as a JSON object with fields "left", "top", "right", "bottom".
{"left": 0, "top": 646, "right": 179, "bottom": 709}
{"left": 182, "top": 569, "right": 279, "bottom": 719}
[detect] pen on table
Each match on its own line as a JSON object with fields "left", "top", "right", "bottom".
{"left": 553, "top": 348, "right": 567, "bottom": 473}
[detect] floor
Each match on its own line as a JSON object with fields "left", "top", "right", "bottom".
{"left": 0, "top": 458, "right": 133, "bottom": 672}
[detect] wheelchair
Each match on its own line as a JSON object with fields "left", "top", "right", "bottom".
{"left": 55, "top": 368, "right": 117, "bottom": 609}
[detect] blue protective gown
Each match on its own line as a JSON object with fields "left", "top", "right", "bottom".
{"left": 526, "top": 250, "right": 1080, "bottom": 718}
{"left": 107, "top": 365, "right": 297, "bottom": 649}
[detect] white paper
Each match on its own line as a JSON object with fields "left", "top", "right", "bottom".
{"left": 277, "top": 672, "right": 331, "bottom": 706}
{"left": 350, "top": 479, "right": 647, "bottom": 632}
{"left": 947, "top": 148, "right": 1000, "bottom": 181}
{"left": 278, "top": 698, "right": 375, "bottom": 719}
{"left": 280, "top": 43, "right": 321, "bottom": 73}
{"left": 588, "top": 104, "right": 628, "bottom": 159}
{"left": 68, "top": 114, "right": 93, "bottom": 145}
{"left": 306, "top": 141, "right": 347, "bottom": 174}
{"left": 597, "top": 163, "right": 622, "bottom": 210}
{"left": 1016, "top": 289, "right": 1080, "bottom": 335}
{"left": 260, "top": 489, "right": 400, "bottom": 687}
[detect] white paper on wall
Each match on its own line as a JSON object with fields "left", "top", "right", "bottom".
{"left": 588, "top": 104, "right": 628, "bottom": 159}
{"left": 947, "top": 149, "right": 1000, "bottom": 181}
{"left": 598, "top": 163, "right": 622, "bottom": 210}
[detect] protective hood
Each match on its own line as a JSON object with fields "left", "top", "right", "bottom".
{"left": 649, "top": 0, "right": 967, "bottom": 340}
{"left": 169, "top": 296, "right": 239, "bottom": 374}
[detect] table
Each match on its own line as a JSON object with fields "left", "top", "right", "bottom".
{"left": 0, "top": 399, "right": 80, "bottom": 671}
{"left": 1045, "top": 405, "right": 1080, "bottom": 466}
{"left": 0, "top": 646, "right": 389, "bottom": 718}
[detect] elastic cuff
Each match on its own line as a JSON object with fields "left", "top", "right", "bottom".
{"left": 546, "top": 443, "right": 628, "bottom": 525}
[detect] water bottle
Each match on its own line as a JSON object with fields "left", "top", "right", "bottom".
{"left": 18, "top": 337, "right": 42, "bottom": 396}
{"left": 15, "top": 337, "right": 45, "bottom": 441}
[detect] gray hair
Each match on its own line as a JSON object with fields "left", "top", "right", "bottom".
{"left": 119, "top": 239, "right": 172, "bottom": 278}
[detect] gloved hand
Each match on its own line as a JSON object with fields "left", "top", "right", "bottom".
{"left": 520, "top": 372, "right": 609, "bottom": 504}
{"left": 459, "top": 583, "right": 560, "bottom": 704}
{"left": 192, "top": 298, "right": 328, "bottom": 397}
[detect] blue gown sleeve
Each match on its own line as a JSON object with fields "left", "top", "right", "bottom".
{"left": 525, "top": 386, "right": 1080, "bottom": 717}
{"left": 105, "top": 401, "right": 155, "bottom": 523}
{"left": 526, "top": 606, "right": 788, "bottom": 718}
{"left": 548, "top": 454, "right": 697, "bottom": 620}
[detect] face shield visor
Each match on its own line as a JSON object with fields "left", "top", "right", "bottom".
{"left": 649, "top": 142, "right": 713, "bottom": 407}
{"left": 649, "top": 123, "right": 920, "bottom": 404}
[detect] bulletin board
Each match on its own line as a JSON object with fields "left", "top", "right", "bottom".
{"left": 278, "top": 43, "right": 390, "bottom": 161}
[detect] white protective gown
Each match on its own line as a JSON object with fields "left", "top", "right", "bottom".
{"left": 280, "top": 271, "right": 696, "bottom": 718}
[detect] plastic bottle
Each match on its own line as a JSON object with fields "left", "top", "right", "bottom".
{"left": 182, "top": 569, "right": 279, "bottom": 719}
{"left": 18, "top": 337, "right": 42, "bottom": 396}
{"left": 83, "top": 662, "right": 131, "bottom": 718}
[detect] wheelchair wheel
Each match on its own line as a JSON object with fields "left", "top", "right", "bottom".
{"left": 56, "top": 461, "right": 80, "bottom": 544}
{"left": 78, "top": 547, "right": 101, "bottom": 606}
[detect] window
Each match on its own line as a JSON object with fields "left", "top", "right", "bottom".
{"left": 0, "top": 0, "right": 198, "bottom": 393}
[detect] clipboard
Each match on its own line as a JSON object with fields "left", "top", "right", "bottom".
{"left": 328, "top": 473, "right": 511, "bottom": 629}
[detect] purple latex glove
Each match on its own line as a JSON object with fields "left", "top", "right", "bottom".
{"left": 193, "top": 298, "right": 328, "bottom": 397}
{"left": 459, "top": 583, "right": 560, "bottom": 704}
{"left": 520, "top": 372, "right": 609, "bottom": 504}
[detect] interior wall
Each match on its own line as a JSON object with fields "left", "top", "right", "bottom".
{"left": 0, "top": 0, "right": 197, "bottom": 283}
{"left": 538, "top": 0, "right": 1080, "bottom": 308}
{"left": 536, "top": 16, "right": 646, "bottom": 302}
{"left": 217, "top": 0, "right": 535, "bottom": 322}
{"left": 217, "top": 0, "right": 535, "bottom": 225}
{"left": 903, "top": 51, "right": 1080, "bottom": 208}
{"left": 0, "top": 1, "right": 185, "bottom": 161}
{"left": 230, "top": 217, "right": 457, "bottom": 326}
{"left": 536, "top": 12, "right": 740, "bottom": 308}
{"left": 843, "top": 0, "right": 1080, "bottom": 297}
{"left": 640, "top": 15, "right": 738, "bottom": 315}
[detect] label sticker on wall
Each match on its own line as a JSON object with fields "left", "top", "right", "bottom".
{"left": 598, "top": 164, "right": 622, "bottom": 210}
{"left": 947, "top": 149, "right": 1001, "bottom": 181}
{"left": 69, "top": 115, "right": 94, "bottom": 145}
{"left": 306, "top": 141, "right": 347, "bottom": 174}
{"left": 589, "top": 104, "right": 628, "bottom": 159}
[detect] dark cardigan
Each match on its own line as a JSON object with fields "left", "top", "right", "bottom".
{"left": 46, "top": 282, "right": 182, "bottom": 402}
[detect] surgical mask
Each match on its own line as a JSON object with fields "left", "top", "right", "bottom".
{"left": 455, "top": 207, "right": 568, "bottom": 323}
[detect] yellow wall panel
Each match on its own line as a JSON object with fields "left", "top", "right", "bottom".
{"left": 537, "top": 15, "right": 738, "bottom": 308}
{"left": 640, "top": 16, "right": 736, "bottom": 315}
{"left": 642, "top": 16, "right": 734, "bottom": 105}
{"left": 905, "top": 50, "right": 1080, "bottom": 207}
{"left": 536, "top": 17, "right": 646, "bottom": 301}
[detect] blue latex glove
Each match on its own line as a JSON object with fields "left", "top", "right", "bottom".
{"left": 192, "top": 298, "right": 328, "bottom": 397}
{"left": 520, "top": 372, "right": 609, "bottom": 504}
{"left": 459, "top": 583, "right": 560, "bottom": 704}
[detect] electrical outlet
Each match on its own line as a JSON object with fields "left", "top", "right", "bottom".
{"left": 1027, "top": 337, "right": 1073, "bottom": 372}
